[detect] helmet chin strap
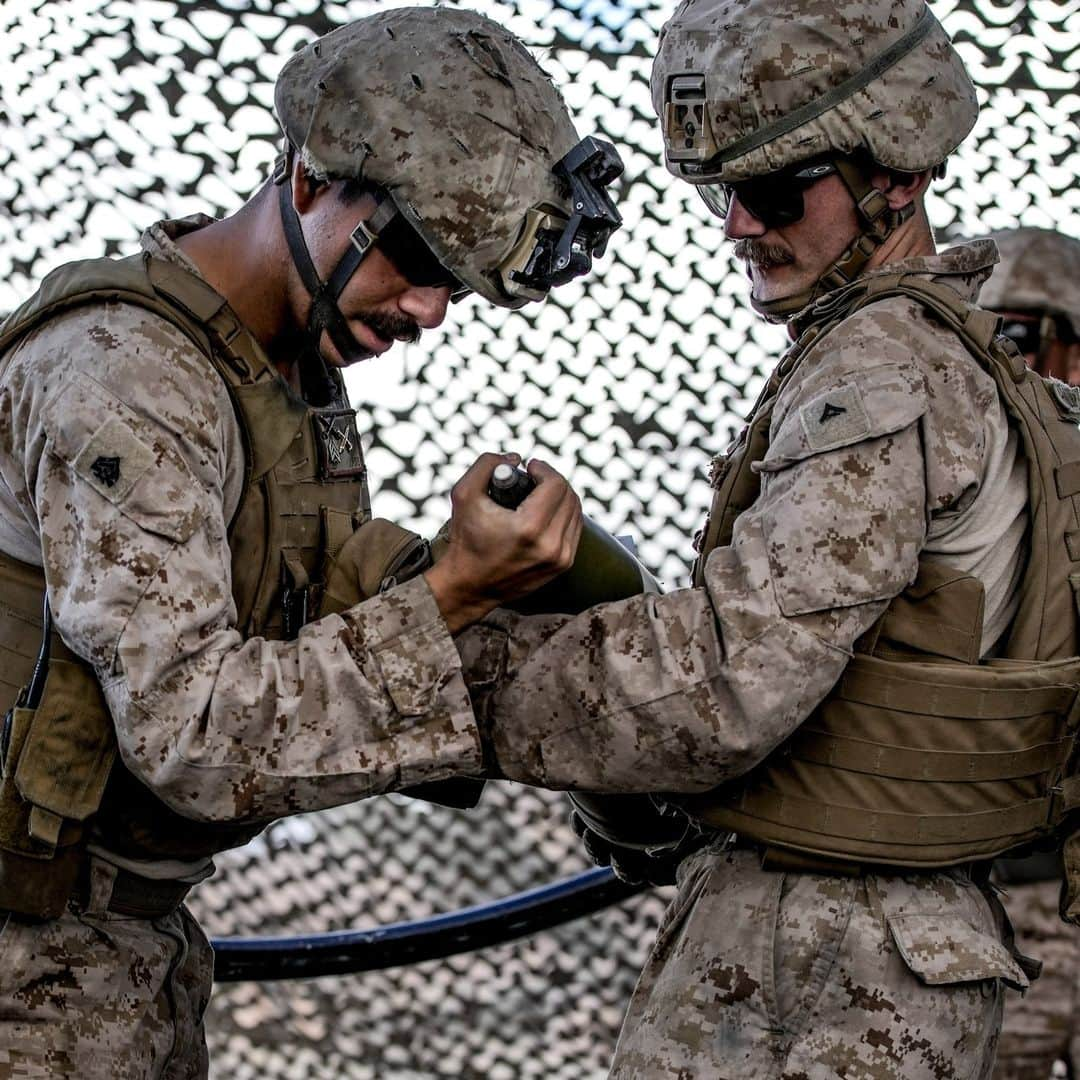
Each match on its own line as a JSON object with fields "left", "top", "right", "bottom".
{"left": 751, "top": 156, "right": 916, "bottom": 324}
{"left": 273, "top": 149, "right": 400, "bottom": 405}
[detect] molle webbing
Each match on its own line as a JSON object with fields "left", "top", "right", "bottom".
{"left": 688, "top": 647, "right": 1080, "bottom": 867}
{"left": 687, "top": 274, "right": 1080, "bottom": 869}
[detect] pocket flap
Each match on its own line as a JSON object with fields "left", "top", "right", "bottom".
{"left": 888, "top": 912, "right": 1029, "bottom": 991}
{"left": 43, "top": 374, "right": 205, "bottom": 544}
{"left": 756, "top": 364, "right": 926, "bottom": 473}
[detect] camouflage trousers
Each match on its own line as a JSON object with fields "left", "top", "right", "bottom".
{"left": 0, "top": 868, "right": 212, "bottom": 1079}
{"left": 612, "top": 845, "right": 1020, "bottom": 1079}
{"left": 993, "top": 878, "right": 1080, "bottom": 1080}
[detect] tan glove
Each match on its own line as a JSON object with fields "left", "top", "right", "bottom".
{"left": 319, "top": 518, "right": 432, "bottom": 617}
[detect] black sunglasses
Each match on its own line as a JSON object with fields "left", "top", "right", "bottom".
{"left": 376, "top": 213, "right": 470, "bottom": 301}
{"left": 696, "top": 160, "right": 838, "bottom": 229}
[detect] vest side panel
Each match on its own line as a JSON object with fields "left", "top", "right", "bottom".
{"left": 681, "top": 279, "right": 1080, "bottom": 868}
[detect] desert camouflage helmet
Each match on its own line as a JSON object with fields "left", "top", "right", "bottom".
{"left": 275, "top": 7, "right": 621, "bottom": 310}
{"left": 978, "top": 228, "right": 1080, "bottom": 339}
{"left": 651, "top": 0, "right": 978, "bottom": 183}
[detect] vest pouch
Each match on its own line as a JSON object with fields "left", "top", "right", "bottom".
{"left": 0, "top": 704, "right": 85, "bottom": 862}
{"left": 13, "top": 658, "right": 117, "bottom": 833}
{"left": 1, "top": 661, "right": 114, "bottom": 859}
{"left": 0, "top": 659, "right": 115, "bottom": 918}
{"left": 859, "top": 561, "right": 985, "bottom": 665}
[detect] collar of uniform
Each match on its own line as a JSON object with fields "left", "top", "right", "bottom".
{"left": 791, "top": 238, "right": 1000, "bottom": 335}
{"left": 864, "top": 238, "right": 1000, "bottom": 305}
{"left": 140, "top": 215, "right": 218, "bottom": 281}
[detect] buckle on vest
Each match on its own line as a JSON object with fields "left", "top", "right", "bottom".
{"left": 280, "top": 552, "right": 310, "bottom": 641}
{"left": 991, "top": 333, "right": 1028, "bottom": 384}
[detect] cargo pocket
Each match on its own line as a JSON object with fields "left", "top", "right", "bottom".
{"left": 888, "top": 912, "right": 1029, "bottom": 992}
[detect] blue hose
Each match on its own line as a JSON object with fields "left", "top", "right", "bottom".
{"left": 212, "top": 867, "right": 647, "bottom": 982}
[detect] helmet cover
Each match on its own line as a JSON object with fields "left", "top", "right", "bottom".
{"left": 977, "top": 228, "right": 1080, "bottom": 339}
{"left": 275, "top": 7, "right": 582, "bottom": 307}
{"left": 651, "top": 0, "right": 978, "bottom": 182}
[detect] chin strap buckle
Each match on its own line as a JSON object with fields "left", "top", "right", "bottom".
{"left": 272, "top": 147, "right": 291, "bottom": 187}
{"left": 856, "top": 187, "right": 890, "bottom": 225}
{"left": 349, "top": 220, "right": 377, "bottom": 257}
{"left": 346, "top": 199, "right": 398, "bottom": 261}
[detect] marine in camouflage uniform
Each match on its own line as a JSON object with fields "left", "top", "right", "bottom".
{"left": 453, "top": 2, "right": 1074, "bottom": 1076}
{"left": 0, "top": 9, "right": 621, "bottom": 1077}
{"left": 981, "top": 227, "right": 1080, "bottom": 1080}
{"left": 981, "top": 228, "right": 1080, "bottom": 388}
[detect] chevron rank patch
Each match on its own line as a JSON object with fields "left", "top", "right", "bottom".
{"left": 73, "top": 416, "right": 155, "bottom": 502}
{"left": 798, "top": 383, "right": 871, "bottom": 452}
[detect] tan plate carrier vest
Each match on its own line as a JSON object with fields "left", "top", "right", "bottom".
{"left": 681, "top": 272, "right": 1080, "bottom": 907}
{"left": 0, "top": 253, "right": 382, "bottom": 918}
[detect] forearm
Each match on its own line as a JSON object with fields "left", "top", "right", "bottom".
{"left": 107, "top": 574, "right": 484, "bottom": 822}
{"left": 465, "top": 534, "right": 884, "bottom": 792}
{"left": 463, "top": 417, "right": 928, "bottom": 792}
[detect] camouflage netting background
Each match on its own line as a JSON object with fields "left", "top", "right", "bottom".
{"left": 1, "top": 0, "right": 1078, "bottom": 1076}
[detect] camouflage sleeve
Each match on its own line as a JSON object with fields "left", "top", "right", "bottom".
{"left": 4, "top": 303, "right": 481, "bottom": 823}
{"left": 461, "top": 348, "right": 936, "bottom": 793}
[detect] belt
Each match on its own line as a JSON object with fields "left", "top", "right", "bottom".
{"left": 74, "top": 861, "right": 192, "bottom": 919}
{"left": 730, "top": 836, "right": 987, "bottom": 881}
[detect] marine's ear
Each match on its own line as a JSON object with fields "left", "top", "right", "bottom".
{"left": 872, "top": 168, "right": 933, "bottom": 213}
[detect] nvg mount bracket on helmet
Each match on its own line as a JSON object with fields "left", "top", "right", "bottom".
{"left": 500, "top": 136, "right": 623, "bottom": 302}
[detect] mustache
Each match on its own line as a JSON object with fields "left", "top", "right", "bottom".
{"left": 733, "top": 239, "right": 795, "bottom": 269}
{"left": 362, "top": 310, "right": 422, "bottom": 346}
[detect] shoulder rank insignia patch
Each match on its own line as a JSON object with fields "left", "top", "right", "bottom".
{"left": 73, "top": 416, "right": 155, "bottom": 502}
{"left": 90, "top": 456, "right": 121, "bottom": 487}
{"left": 799, "top": 384, "right": 871, "bottom": 452}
